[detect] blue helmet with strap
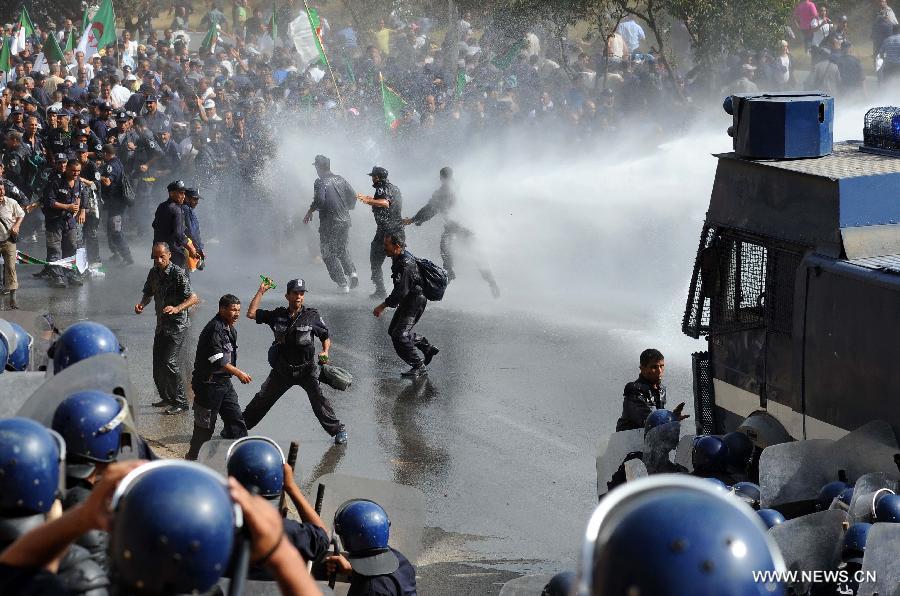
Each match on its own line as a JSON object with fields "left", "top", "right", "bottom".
{"left": 225, "top": 436, "right": 285, "bottom": 499}
{"left": 577, "top": 475, "right": 786, "bottom": 596}
{"left": 757, "top": 508, "right": 786, "bottom": 529}
{"left": 52, "top": 390, "right": 128, "bottom": 477}
{"left": 4, "top": 321, "right": 32, "bottom": 371}
{"left": 644, "top": 409, "right": 676, "bottom": 435}
{"left": 691, "top": 435, "right": 729, "bottom": 474}
{"left": 842, "top": 523, "right": 871, "bottom": 564}
{"left": 334, "top": 499, "right": 391, "bottom": 553}
{"left": 731, "top": 481, "right": 762, "bottom": 509}
{"left": 722, "top": 431, "right": 755, "bottom": 470}
{"left": 109, "top": 461, "right": 239, "bottom": 594}
{"left": 52, "top": 321, "right": 122, "bottom": 373}
{"left": 0, "top": 418, "right": 65, "bottom": 515}
{"left": 874, "top": 490, "right": 900, "bottom": 523}
{"left": 816, "top": 481, "right": 850, "bottom": 511}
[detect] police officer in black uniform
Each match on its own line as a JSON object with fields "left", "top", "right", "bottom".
{"left": 303, "top": 155, "right": 359, "bottom": 293}
{"left": 99, "top": 144, "right": 133, "bottom": 266}
{"left": 615, "top": 349, "right": 686, "bottom": 431}
{"left": 152, "top": 180, "right": 198, "bottom": 271}
{"left": 42, "top": 156, "right": 84, "bottom": 289}
{"left": 357, "top": 166, "right": 403, "bottom": 299}
{"left": 135, "top": 242, "right": 200, "bottom": 415}
{"left": 185, "top": 294, "right": 252, "bottom": 460}
{"left": 242, "top": 278, "right": 348, "bottom": 444}
{"left": 403, "top": 166, "right": 500, "bottom": 297}
{"left": 373, "top": 234, "right": 438, "bottom": 379}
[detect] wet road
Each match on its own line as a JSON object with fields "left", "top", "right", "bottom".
{"left": 11, "top": 236, "right": 694, "bottom": 595}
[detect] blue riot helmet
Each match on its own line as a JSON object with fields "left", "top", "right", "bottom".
{"left": 578, "top": 475, "right": 786, "bottom": 596}
{"left": 703, "top": 477, "right": 731, "bottom": 492}
{"left": 757, "top": 508, "right": 786, "bottom": 529}
{"left": 52, "top": 391, "right": 128, "bottom": 479}
{"left": 873, "top": 490, "right": 900, "bottom": 523}
{"left": 0, "top": 337, "right": 7, "bottom": 374}
{"left": 838, "top": 487, "right": 854, "bottom": 507}
{"left": 542, "top": 570, "right": 576, "bottom": 596}
{"left": 0, "top": 418, "right": 66, "bottom": 543}
{"left": 334, "top": 499, "right": 399, "bottom": 576}
{"left": 109, "top": 461, "right": 239, "bottom": 594}
{"left": 52, "top": 321, "right": 122, "bottom": 373}
{"left": 842, "top": 523, "right": 871, "bottom": 564}
{"left": 225, "top": 436, "right": 286, "bottom": 499}
{"left": 722, "top": 431, "right": 754, "bottom": 470}
{"left": 732, "top": 481, "right": 762, "bottom": 509}
{"left": 816, "top": 481, "right": 850, "bottom": 511}
{"left": 6, "top": 321, "right": 33, "bottom": 371}
{"left": 692, "top": 435, "right": 729, "bottom": 474}
{"left": 643, "top": 409, "right": 676, "bottom": 435}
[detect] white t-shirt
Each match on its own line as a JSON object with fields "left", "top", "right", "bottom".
{"left": 811, "top": 19, "right": 833, "bottom": 47}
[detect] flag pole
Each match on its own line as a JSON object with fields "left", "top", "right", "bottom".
{"left": 302, "top": 0, "right": 345, "bottom": 112}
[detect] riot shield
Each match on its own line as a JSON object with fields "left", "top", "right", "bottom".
{"left": 195, "top": 439, "right": 304, "bottom": 487}
{"left": 848, "top": 472, "right": 900, "bottom": 524}
{"left": 15, "top": 353, "right": 135, "bottom": 426}
{"left": 0, "top": 318, "right": 19, "bottom": 353}
{"left": 311, "top": 473, "right": 425, "bottom": 565}
{"left": 596, "top": 429, "right": 644, "bottom": 498}
{"left": 624, "top": 458, "right": 649, "bottom": 480}
{"left": 674, "top": 434, "right": 696, "bottom": 472}
{"left": 831, "top": 420, "right": 900, "bottom": 479}
{"left": 0, "top": 372, "right": 45, "bottom": 417}
{"left": 857, "top": 523, "right": 900, "bottom": 596}
{"left": 642, "top": 421, "right": 682, "bottom": 474}
{"left": 759, "top": 439, "right": 834, "bottom": 508}
{"left": 498, "top": 574, "right": 554, "bottom": 596}
{"left": 2, "top": 311, "right": 55, "bottom": 370}
{"left": 769, "top": 509, "right": 848, "bottom": 595}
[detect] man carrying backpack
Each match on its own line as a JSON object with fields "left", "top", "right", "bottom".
{"left": 373, "top": 233, "right": 441, "bottom": 379}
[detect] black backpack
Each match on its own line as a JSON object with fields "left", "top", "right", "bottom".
{"left": 121, "top": 174, "right": 136, "bottom": 207}
{"left": 416, "top": 257, "right": 449, "bottom": 301}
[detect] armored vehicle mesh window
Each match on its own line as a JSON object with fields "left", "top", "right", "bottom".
{"left": 692, "top": 351, "right": 716, "bottom": 435}
{"left": 683, "top": 227, "right": 804, "bottom": 339}
{"left": 863, "top": 107, "right": 900, "bottom": 153}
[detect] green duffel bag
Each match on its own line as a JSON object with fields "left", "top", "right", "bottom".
{"left": 320, "top": 364, "right": 353, "bottom": 391}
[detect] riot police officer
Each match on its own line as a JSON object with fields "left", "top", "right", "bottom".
{"left": 357, "top": 166, "right": 403, "bottom": 299}
{"left": 99, "top": 144, "right": 133, "bottom": 266}
{"left": 151, "top": 180, "right": 198, "bottom": 270}
{"left": 373, "top": 234, "right": 439, "bottom": 379}
{"left": 51, "top": 320, "right": 123, "bottom": 373}
{"left": 577, "top": 475, "right": 786, "bottom": 596}
{"left": 52, "top": 390, "right": 129, "bottom": 572}
{"left": 135, "top": 242, "right": 200, "bottom": 415}
{"left": 185, "top": 294, "right": 252, "bottom": 460}
{"left": 326, "top": 499, "right": 419, "bottom": 595}
{"left": 242, "top": 278, "right": 348, "bottom": 445}
{"left": 42, "top": 157, "right": 84, "bottom": 288}
{"left": 303, "top": 155, "right": 359, "bottom": 293}
{"left": 225, "top": 436, "right": 331, "bottom": 579}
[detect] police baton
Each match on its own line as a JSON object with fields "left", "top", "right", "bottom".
{"left": 228, "top": 525, "right": 252, "bottom": 596}
{"left": 279, "top": 441, "right": 300, "bottom": 517}
{"left": 308, "top": 483, "right": 326, "bottom": 574}
{"left": 328, "top": 536, "right": 340, "bottom": 589}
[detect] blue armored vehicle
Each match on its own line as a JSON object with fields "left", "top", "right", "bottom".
{"left": 683, "top": 93, "right": 900, "bottom": 442}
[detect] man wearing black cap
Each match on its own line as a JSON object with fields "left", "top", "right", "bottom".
{"left": 242, "top": 277, "right": 348, "bottom": 445}
{"left": 100, "top": 144, "right": 133, "bottom": 266}
{"left": 142, "top": 95, "right": 169, "bottom": 134}
{"left": 152, "top": 180, "right": 197, "bottom": 270}
{"left": 303, "top": 155, "right": 358, "bottom": 293}
{"left": 42, "top": 157, "right": 84, "bottom": 288}
{"left": 90, "top": 101, "right": 112, "bottom": 142}
{"left": 183, "top": 187, "right": 205, "bottom": 270}
{"left": 357, "top": 166, "right": 403, "bottom": 299}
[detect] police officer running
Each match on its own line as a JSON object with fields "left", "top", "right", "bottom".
{"left": 403, "top": 166, "right": 500, "bottom": 298}
{"left": 241, "top": 278, "right": 348, "bottom": 444}
{"left": 186, "top": 294, "right": 252, "bottom": 460}
{"left": 357, "top": 166, "right": 403, "bottom": 299}
{"left": 373, "top": 234, "right": 439, "bottom": 379}
{"left": 135, "top": 242, "right": 199, "bottom": 415}
{"left": 303, "top": 155, "right": 359, "bottom": 293}
{"left": 99, "top": 144, "right": 133, "bottom": 267}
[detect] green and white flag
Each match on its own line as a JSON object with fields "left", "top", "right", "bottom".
{"left": 77, "top": 0, "right": 117, "bottom": 59}
{"left": 288, "top": 5, "right": 326, "bottom": 66}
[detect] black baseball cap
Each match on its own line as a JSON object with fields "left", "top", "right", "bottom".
{"left": 185, "top": 187, "right": 202, "bottom": 199}
{"left": 54, "top": 152, "right": 69, "bottom": 162}
{"left": 366, "top": 166, "right": 388, "bottom": 178}
{"left": 313, "top": 154, "right": 330, "bottom": 168}
{"left": 74, "top": 142, "right": 89, "bottom": 153}
{"left": 166, "top": 179, "right": 186, "bottom": 192}
{"left": 286, "top": 278, "right": 307, "bottom": 293}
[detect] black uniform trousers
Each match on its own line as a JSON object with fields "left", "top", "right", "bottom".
{"left": 242, "top": 366, "right": 343, "bottom": 436}
{"left": 45, "top": 223, "right": 78, "bottom": 284}
{"left": 106, "top": 210, "right": 132, "bottom": 260}
{"left": 186, "top": 377, "right": 248, "bottom": 460}
{"left": 81, "top": 214, "right": 101, "bottom": 264}
{"left": 440, "top": 222, "right": 498, "bottom": 286}
{"left": 320, "top": 221, "right": 355, "bottom": 286}
{"left": 370, "top": 227, "right": 404, "bottom": 292}
{"left": 388, "top": 294, "right": 431, "bottom": 367}
{"left": 152, "top": 328, "right": 188, "bottom": 407}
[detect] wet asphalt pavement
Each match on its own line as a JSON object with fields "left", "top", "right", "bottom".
{"left": 9, "top": 233, "right": 693, "bottom": 596}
